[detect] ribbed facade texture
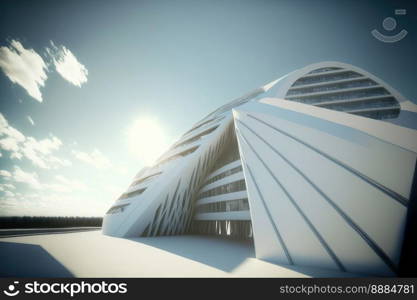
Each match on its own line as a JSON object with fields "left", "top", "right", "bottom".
{"left": 285, "top": 66, "right": 400, "bottom": 119}
{"left": 102, "top": 62, "right": 417, "bottom": 276}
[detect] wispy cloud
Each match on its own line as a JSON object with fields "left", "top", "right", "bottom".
{"left": 0, "top": 183, "right": 15, "bottom": 192}
{"left": 72, "top": 149, "right": 111, "bottom": 169}
{"left": 20, "top": 136, "right": 71, "bottom": 169}
{"left": 0, "top": 192, "right": 108, "bottom": 217}
{"left": 0, "top": 113, "right": 71, "bottom": 169}
{"left": 0, "top": 40, "right": 88, "bottom": 102}
{"left": 11, "top": 166, "right": 43, "bottom": 189}
{"left": 27, "top": 116, "right": 35, "bottom": 126}
{"left": 0, "top": 167, "right": 103, "bottom": 217}
{"left": 0, "top": 113, "right": 30, "bottom": 158}
{"left": 0, "top": 164, "right": 124, "bottom": 216}
{"left": 3, "top": 190, "right": 15, "bottom": 197}
{"left": 52, "top": 175, "right": 87, "bottom": 192}
{"left": 0, "top": 166, "right": 86, "bottom": 194}
{"left": 48, "top": 42, "right": 88, "bottom": 87}
{"left": 0, "top": 40, "right": 48, "bottom": 102}
{"left": 0, "top": 170, "right": 12, "bottom": 178}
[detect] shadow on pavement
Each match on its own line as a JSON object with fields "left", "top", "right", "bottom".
{"left": 0, "top": 241, "right": 73, "bottom": 277}
{"left": 127, "top": 235, "right": 255, "bottom": 272}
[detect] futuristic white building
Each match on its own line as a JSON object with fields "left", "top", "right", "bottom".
{"left": 102, "top": 62, "right": 417, "bottom": 276}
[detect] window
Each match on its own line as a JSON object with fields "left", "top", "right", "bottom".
{"left": 307, "top": 67, "right": 342, "bottom": 74}
{"left": 204, "top": 165, "right": 243, "bottom": 186}
{"left": 156, "top": 146, "right": 199, "bottom": 166}
{"left": 130, "top": 172, "right": 162, "bottom": 187}
{"left": 118, "top": 187, "right": 146, "bottom": 200}
{"left": 106, "top": 203, "right": 130, "bottom": 214}
{"left": 287, "top": 79, "right": 377, "bottom": 96}
{"left": 292, "top": 71, "right": 362, "bottom": 86}
{"left": 182, "top": 116, "right": 225, "bottom": 136}
{"left": 198, "top": 179, "right": 246, "bottom": 199}
{"left": 189, "top": 220, "right": 253, "bottom": 240}
{"left": 321, "top": 97, "right": 399, "bottom": 112}
{"left": 286, "top": 87, "right": 390, "bottom": 104}
{"left": 173, "top": 125, "right": 218, "bottom": 149}
{"left": 196, "top": 198, "right": 249, "bottom": 213}
{"left": 354, "top": 108, "right": 400, "bottom": 120}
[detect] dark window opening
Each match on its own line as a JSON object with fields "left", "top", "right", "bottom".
{"left": 106, "top": 203, "right": 130, "bottom": 214}
{"left": 173, "top": 125, "right": 219, "bottom": 149}
{"left": 130, "top": 172, "right": 162, "bottom": 187}
{"left": 196, "top": 198, "right": 249, "bottom": 213}
{"left": 198, "top": 179, "right": 246, "bottom": 199}
{"left": 204, "top": 165, "right": 243, "bottom": 186}
{"left": 189, "top": 220, "right": 253, "bottom": 240}
{"left": 156, "top": 146, "right": 199, "bottom": 166}
{"left": 118, "top": 188, "right": 147, "bottom": 200}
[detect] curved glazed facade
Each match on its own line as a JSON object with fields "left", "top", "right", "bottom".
{"left": 102, "top": 62, "right": 417, "bottom": 276}
{"left": 272, "top": 61, "right": 417, "bottom": 129}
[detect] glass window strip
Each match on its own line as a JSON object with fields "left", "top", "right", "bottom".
{"left": 189, "top": 220, "right": 253, "bottom": 240}
{"left": 307, "top": 67, "right": 342, "bottom": 74}
{"left": 204, "top": 165, "right": 243, "bottom": 186}
{"left": 156, "top": 145, "right": 199, "bottom": 166}
{"left": 130, "top": 172, "right": 162, "bottom": 187}
{"left": 173, "top": 125, "right": 219, "bottom": 150}
{"left": 287, "top": 79, "right": 377, "bottom": 96}
{"left": 195, "top": 198, "right": 249, "bottom": 213}
{"left": 293, "top": 71, "right": 361, "bottom": 86}
{"left": 286, "top": 87, "right": 390, "bottom": 104}
{"left": 118, "top": 187, "right": 147, "bottom": 200}
{"left": 106, "top": 203, "right": 130, "bottom": 214}
{"left": 182, "top": 115, "right": 225, "bottom": 137}
{"left": 198, "top": 179, "right": 246, "bottom": 199}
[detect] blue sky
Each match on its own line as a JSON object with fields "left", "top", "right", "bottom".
{"left": 0, "top": 0, "right": 416, "bottom": 216}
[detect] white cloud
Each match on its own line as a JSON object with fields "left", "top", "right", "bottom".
{"left": 27, "top": 116, "right": 35, "bottom": 126}
{"left": 0, "top": 40, "right": 48, "bottom": 102}
{"left": 0, "top": 170, "right": 12, "bottom": 178}
{"left": 0, "top": 192, "right": 107, "bottom": 217}
{"left": 0, "top": 169, "right": 103, "bottom": 217}
{"left": 0, "top": 183, "right": 15, "bottom": 192}
{"left": 20, "top": 135, "right": 67, "bottom": 168}
{"left": 72, "top": 149, "right": 111, "bottom": 169}
{"left": 4, "top": 190, "right": 15, "bottom": 197}
{"left": 0, "top": 113, "right": 26, "bottom": 153}
{"left": 0, "top": 113, "right": 25, "bottom": 155}
{"left": 0, "top": 137, "right": 22, "bottom": 153}
{"left": 53, "top": 175, "right": 87, "bottom": 192}
{"left": 12, "top": 166, "right": 42, "bottom": 189}
{"left": 2, "top": 166, "right": 86, "bottom": 195}
{"left": 0, "top": 113, "right": 71, "bottom": 169}
{"left": 48, "top": 42, "right": 88, "bottom": 87}
{"left": 0, "top": 168, "right": 122, "bottom": 217}
{"left": 3, "top": 183, "right": 15, "bottom": 190}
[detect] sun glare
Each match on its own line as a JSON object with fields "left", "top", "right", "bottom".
{"left": 126, "top": 116, "right": 169, "bottom": 166}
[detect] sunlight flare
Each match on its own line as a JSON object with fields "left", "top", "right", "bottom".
{"left": 126, "top": 116, "right": 169, "bottom": 166}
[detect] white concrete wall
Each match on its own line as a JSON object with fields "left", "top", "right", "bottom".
{"left": 233, "top": 99, "right": 417, "bottom": 276}
{"left": 102, "top": 115, "right": 235, "bottom": 237}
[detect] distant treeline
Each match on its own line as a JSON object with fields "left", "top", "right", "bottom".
{"left": 0, "top": 216, "right": 103, "bottom": 229}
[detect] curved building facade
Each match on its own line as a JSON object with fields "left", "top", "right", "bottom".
{"left": 102, "top": 62, "right": 417, "bottom": 276}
